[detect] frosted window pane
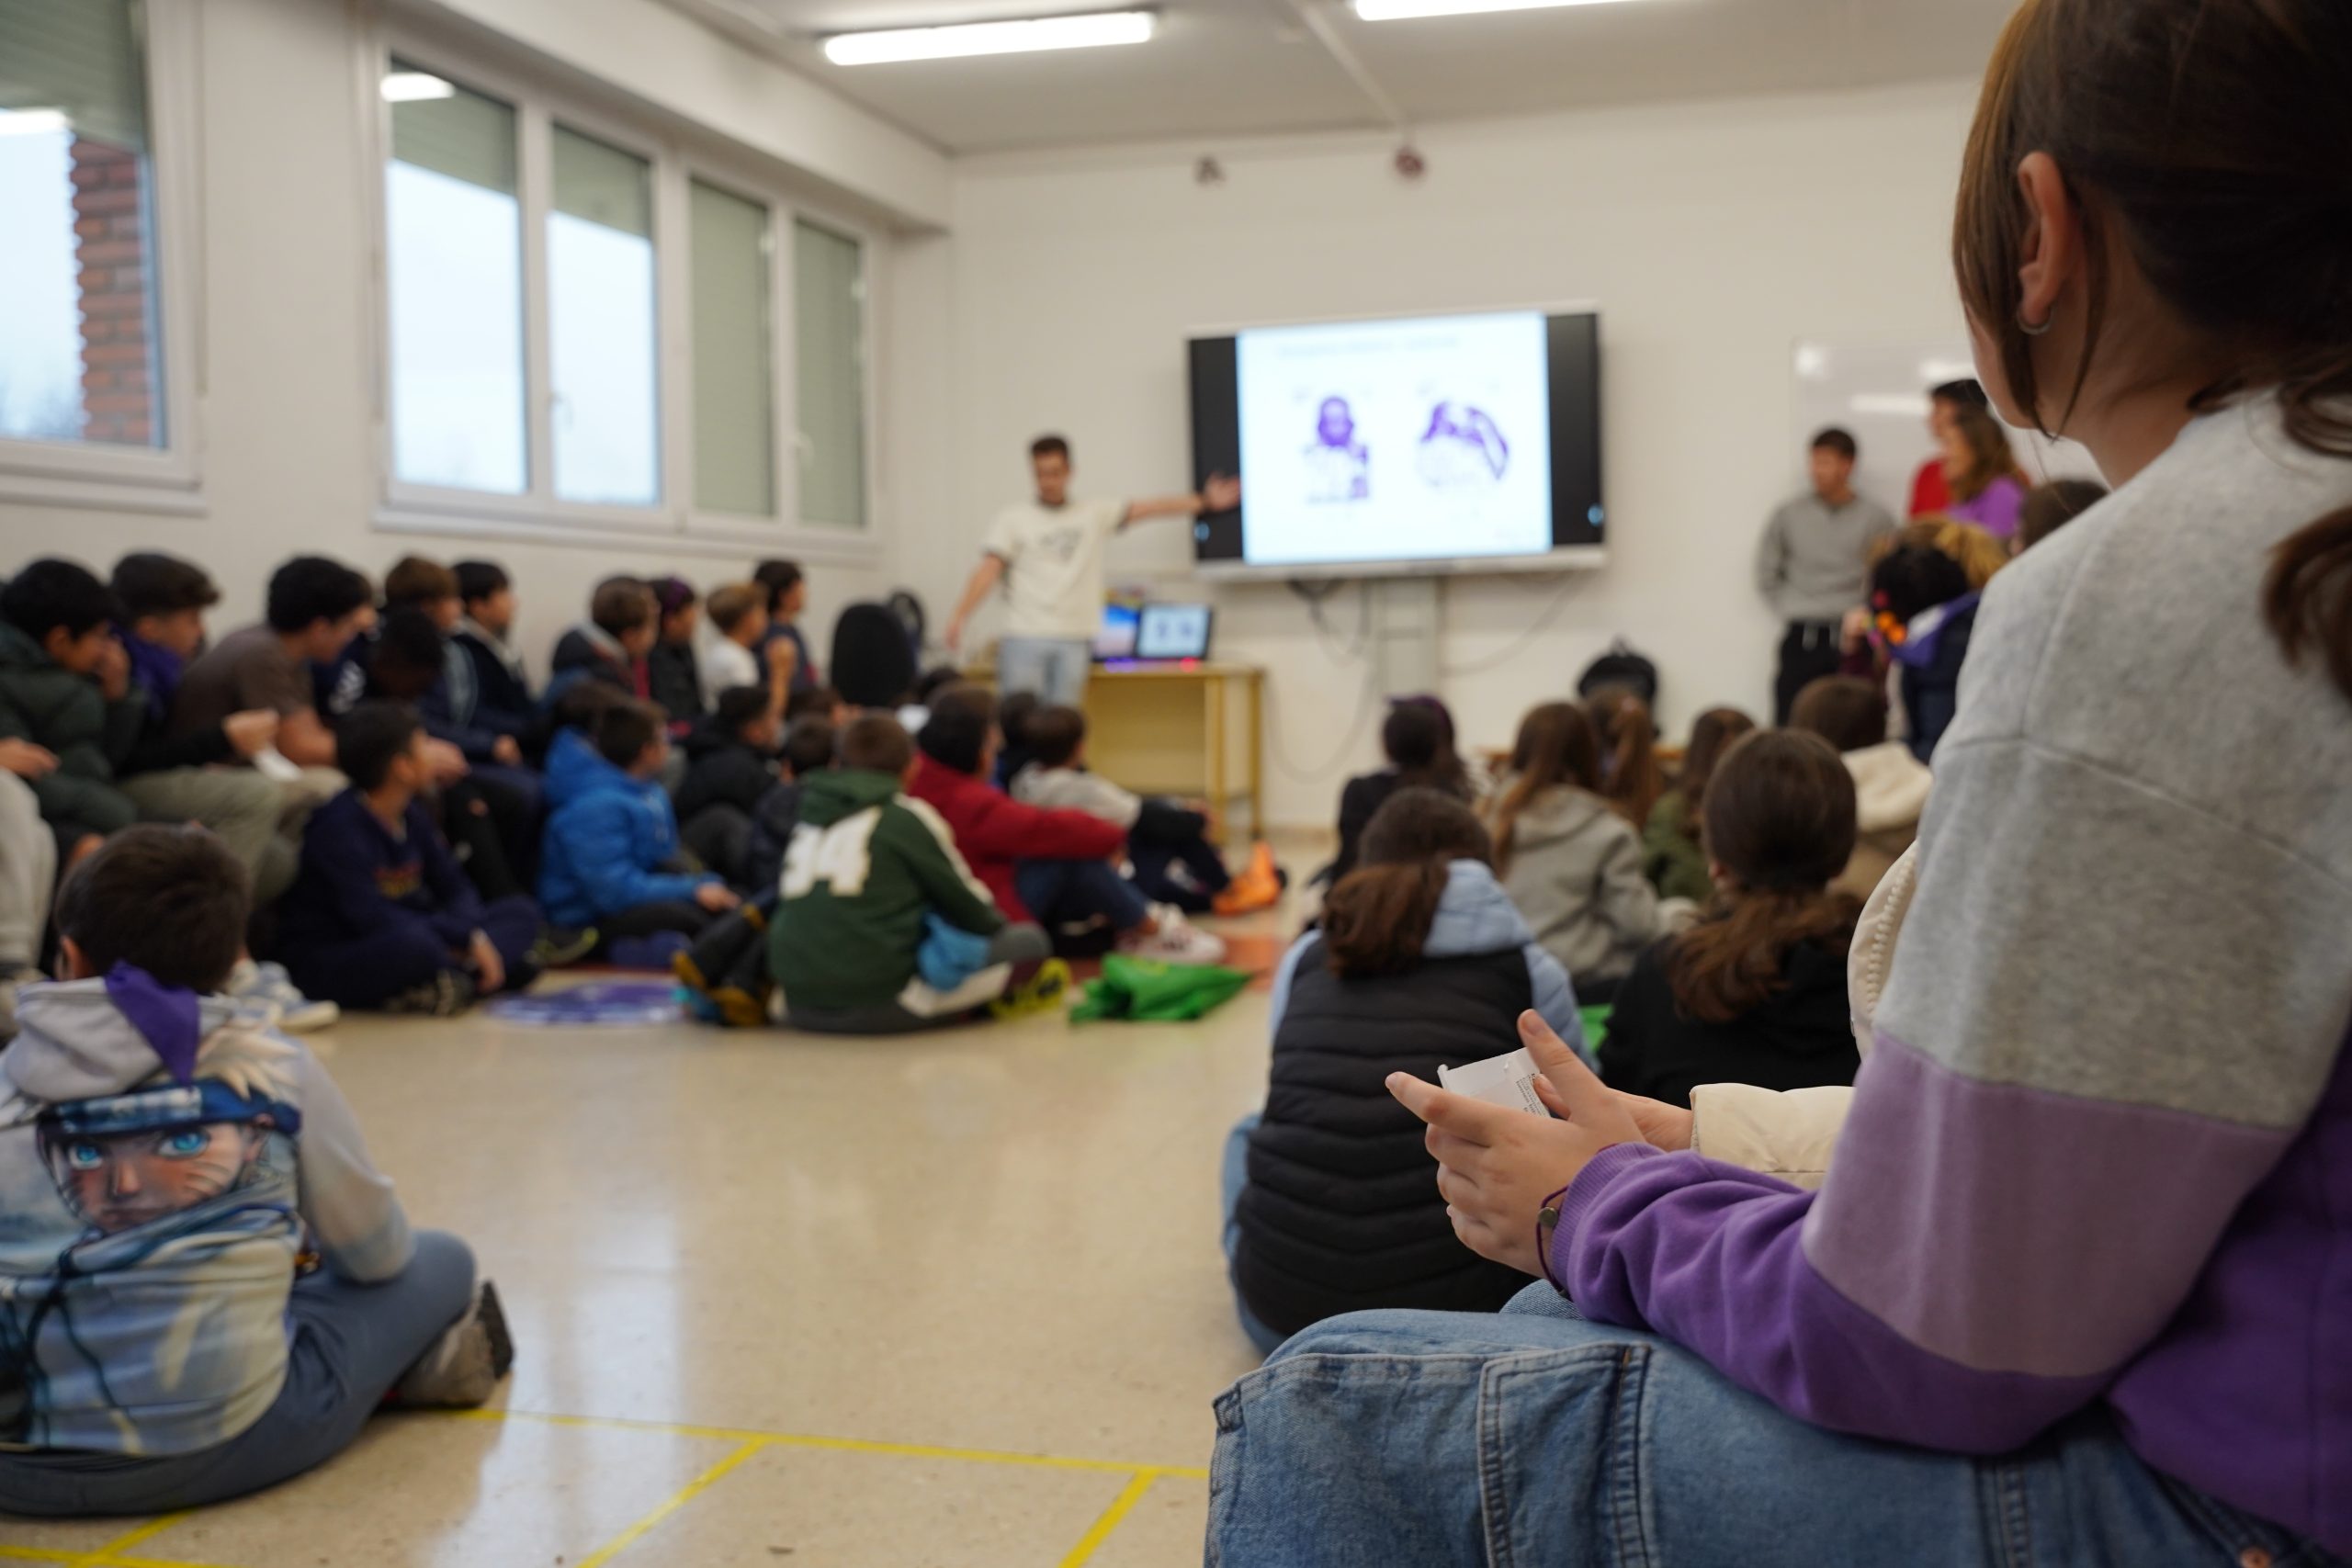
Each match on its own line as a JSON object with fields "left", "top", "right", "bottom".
{"left": 690, "top": 178, "right": 774, "bottom": 516}
{"left": 793, "top": 218, "right": 865, "bottom": 530}
{"left": 550, "top": 125, "right": 658, "bottom": 507}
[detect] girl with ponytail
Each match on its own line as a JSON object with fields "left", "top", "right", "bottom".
{"left": 1223, "top": 788, "right": 1583, "bottom": 1354}
{"left": 1600, "top": 731, "right": 1863, "bottom": 1110}
{"left": 1216, "top": 3, "right": 2352, "bottom": 1559}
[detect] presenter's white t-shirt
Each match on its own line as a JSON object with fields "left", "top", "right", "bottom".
{"left": 982, "top": 496, "right": 1130, "bottom": 640}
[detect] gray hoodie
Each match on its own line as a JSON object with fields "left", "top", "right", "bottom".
{"left": 0, "top": 981, "right": 410, "bottom": 1455}
{"left": 1495, "top": 783, "right": 1685, "bottom": 989}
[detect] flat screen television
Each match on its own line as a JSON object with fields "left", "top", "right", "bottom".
{"left": 1187, "top": 307, "right": 1603, "bottom": 580}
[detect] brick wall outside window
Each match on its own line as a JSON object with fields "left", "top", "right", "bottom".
{"left": 69, "top": 138, "right": 157, "bottom": 447}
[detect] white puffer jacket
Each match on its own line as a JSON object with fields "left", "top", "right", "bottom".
{"left": 1683, "top": 842, "right": 1917, "bottom": 1189}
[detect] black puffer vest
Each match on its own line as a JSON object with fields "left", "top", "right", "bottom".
{"left": 1233, "top": 935, "right": 1537, "bottom": 1338}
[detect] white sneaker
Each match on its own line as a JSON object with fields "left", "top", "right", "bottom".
{"left": 1118, "top": 908, "right": 1227, "bottom": 966}
{"left": 228, "top": 959, "right": 341, "bottom": 1033}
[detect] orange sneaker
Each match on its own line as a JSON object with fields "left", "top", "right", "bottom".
{"left": 1212, "top": 842, "right": 1284, "bottom": 917}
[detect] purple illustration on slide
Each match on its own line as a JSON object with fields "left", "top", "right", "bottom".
{"left": 1417, "top": 401, "right": 1510, "bottom": 487}
{"left": 1304, "top": 395, "right": 1371, "bottom": 502}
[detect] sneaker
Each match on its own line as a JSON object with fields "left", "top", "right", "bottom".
{"left": 228, "top": 959, "right": 341, "bottom": 1033}
{"left": 1212, "top": 842, "right": 1284, "bottom": 918}
{"left": 989, "top": 957, "right": 1073, "bottom": 1021}
{"left": 381, "top": 970, "right": 478, "bottom": 1018}
{"left": 526, "top": 926, "right": 599, "bottom": 969}
{"left": 1119, "top": 908, "right": 1227, "bottom": 966}
{"left": 390, "top": 1281, "right": 515, "bottom": 1408}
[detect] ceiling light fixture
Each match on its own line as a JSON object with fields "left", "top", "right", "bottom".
{"left": 379, "top": 72, "right": 457, "bottom": 102}
{"left": 1354, "top": 0, "right": 1652, "bottom": 19}
{"left": 824, "top": 10, "right": 1155, "bottom": 66}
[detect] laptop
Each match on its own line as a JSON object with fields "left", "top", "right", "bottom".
{"left": 1135, "top": 603, "right": 1215, "bottom": 662}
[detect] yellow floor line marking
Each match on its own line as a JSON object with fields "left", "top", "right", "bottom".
{"left": 0, "top": 1549, "right": 234, "bottom": 1568}
{"left": 572, "top": 1438, "right": 764, "bottom": 1568}
{"left": 435, "top": 1405, "right": 1209, "bottom": 1480}
{"left": 1056, "top": 1469, "right": 1160, "bottom": 1568}
{"left": 77, "top": 1515, "right": 191, "bottom": 1562}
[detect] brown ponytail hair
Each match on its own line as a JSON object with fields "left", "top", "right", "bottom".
{"left": 1955, "top": 0, "right": 2352, "bottom": 704}
{"left": 1586, "top": 687, "right": 1662, "bottom": 828}
{"left": 1668, "top": 731, "right": 1862, "bottom": 1023}
{"left": 1487, "top": 702, "right": 1601, "bottom": 876}
{"left": 1324, "top": 786, "right": 1493, "bottom": 979}
{"left": 1674, "top": 707, "right": 1758, "bottom": 835}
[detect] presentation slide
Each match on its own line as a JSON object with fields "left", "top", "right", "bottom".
{"left": 1235, "top": 310, "right": 1554, "bottom": 568}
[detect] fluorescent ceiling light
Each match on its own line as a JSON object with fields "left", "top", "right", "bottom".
{"left": 825, "top": 10, "right": 1155, "bottom": 65}
{"left": 1356, "top": 0, "right": 1652, "bottom": 18}
{"left": 0, "top": 107, "right": 70, "bottom": 138}
{"left": 380, "top": 72, "right": 456, "bottom": 103}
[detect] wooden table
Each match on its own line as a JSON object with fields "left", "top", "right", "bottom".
{"left": 971, "top": 661, "right": 1266, "bottom": 842}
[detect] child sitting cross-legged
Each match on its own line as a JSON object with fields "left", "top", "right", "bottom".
{"left": 1224, "top": 787, "right": 1587, "bottom": 1355}
{"left": 539, "top": 698, "right": 741, "bottom": 962}
{"left": 0, "top": 825, "right": 510, "bottom": 1517}
{"left": 277, "top": 702, "right": 546, "bottom": 1016}
{"left": 1008, "top": 705, "right": 1282, "bottom": 916}
{"left": 769, "top": 715, "right": 1052, "bottom": 1034}
{"left": 1598, "top": 728, "right": 1865, "bottom": 1111}
{"left": 676, "top": 686, "right": 784, "bottom": 889}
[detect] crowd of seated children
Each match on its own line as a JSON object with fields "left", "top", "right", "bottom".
{"left": 1324, "top": 697, "right": 1476, "bottom": 886}
{"left": 383, "top": 558, "right": 526, "bottom": 771}
{"left": 1584, "top": 685, "right": 1664, "bottom": 828}
{"left": 676, "top": 686, "right": 785, "bottom": 888}
{"left": 1641, "top": 705, "right": 1756, "bottom": 903}
{"left": 646, "top": 578, "right": 705, "bottom": 728}
{"left": 0, "top": 826, "right": 508, "bottom": 1517}
{"left": 109, "top": 553, "right": 299, "bottom": 902}
{"left": 1598, "top": 729, "right": 1864, "bottom": 1110}
{"left": 743, "top": 714, "right": 838, "bottom": 899}
{"left": 1487, "top": 701, "right": 1689, "bottom": 1006}
{"left": 539, "top": 697, "right": 740, "bottom": 964}
{"left": 910, "top": 684, "right": 1226, "bottom": 964}
{"left": 1788, "top": 674, "right": 1931, "bottom": 899}
{"left": 1006, "top": 704, "right": 1283, "bottom": 917}
{"left": 768, "top": 714, "right": 1053, "bottom": 1034}
{"left": 277, "top": 703, "right": 546, "bottom": 1017}
{"left": 1226, "top": 787, "right": 1585, "bottom": 1353}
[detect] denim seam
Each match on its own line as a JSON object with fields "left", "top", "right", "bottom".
{"left": 1608, "top": 1345, "right": 1654, "bottom": 1568}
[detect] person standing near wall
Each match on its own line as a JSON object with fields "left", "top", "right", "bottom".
{"left": 944, "top": 434, "right": 1239, "bottom": 708}
{"left": 1755, "top": 428, "right": 1897, "bottom": 724}
{"left": 1906, "top": 378, "right": 1991, "bottom": 517}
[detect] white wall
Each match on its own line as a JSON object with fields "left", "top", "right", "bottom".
{"left": 0, "top": 0, "right": 923, "bottom": 675}
{"left": 905, "top": 82, "right": 1984, "bottom": 827}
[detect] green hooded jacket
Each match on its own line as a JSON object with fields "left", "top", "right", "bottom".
{"left": 0, "top": 621, "right": 142, "bottom": 842}
{"left": 768, "top": 767, "right": 1004, "bottom": 1011}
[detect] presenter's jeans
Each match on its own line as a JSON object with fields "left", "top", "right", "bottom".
{"left": 998, "top": 637, "right": 1091, "bottom": 707}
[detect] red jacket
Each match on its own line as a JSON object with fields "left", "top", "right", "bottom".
{"left": 907, "top": 754, "right": 1126, "bottom": 922}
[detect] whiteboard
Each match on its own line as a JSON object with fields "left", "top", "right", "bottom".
{"left": 1791, "top": 340, "right": 2104, "bottom": 521}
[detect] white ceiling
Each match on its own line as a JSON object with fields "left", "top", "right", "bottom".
{"left": 726, "top": 0, "right": 2014, "bottom": 155}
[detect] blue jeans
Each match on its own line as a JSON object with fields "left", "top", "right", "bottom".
{"left": 0, "top": 1232, "right": 478, "bottom": 1517}
{"left": 998, "top": 637, "right": 1091, "bottom": 707}
{"left": 1207, "top": 1294, "right": 2333, "bottom": 1567}
{"left": 1220, "top": 1113, "right": 1286, "bottom": 1358}
{"left": 1013, "top": 856, "right": 1150, "bottom": 934}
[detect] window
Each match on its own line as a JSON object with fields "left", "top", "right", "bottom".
{"left": 690, "top": 178, "right": 774, "bottom": 517}
{"left": 794, "top": 218, "right": 866, "bottom": 531}
{"left": 384, "top": 67, "right": 526, "bottom": 493}
{"left": 374, "top": 44, "right": 874, "bottom": 548}
{"left": 0, "top": 0, "right": 196, "bottom": 499}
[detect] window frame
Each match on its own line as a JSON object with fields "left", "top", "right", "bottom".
{"left": 365, "top": 26, "right": 882, "bottom": 565}
{"left": 0, "top": 0, "right": 206, "bottom": 515}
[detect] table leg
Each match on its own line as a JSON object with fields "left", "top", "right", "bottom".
{"left": 1205, "top": 673, "right": 1227, "bottom": 847}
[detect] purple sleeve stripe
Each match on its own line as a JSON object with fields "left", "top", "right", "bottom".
{"left": 1805, "top": 1034, "right": 2294, "bottom": 1378}
{"left": 1556, "top": 1145, "right": 2110, "bottom": 1453}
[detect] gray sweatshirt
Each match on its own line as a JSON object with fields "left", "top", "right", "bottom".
{"left": 1756, "top": 491, "right": 1899, "bottom": 623}
{"left": 1494, "top": 783, "right": 1686, "bottom": 988}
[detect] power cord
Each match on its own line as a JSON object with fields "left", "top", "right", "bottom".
{"left": 1438, "top": 571, "right": 1588, "bottom": 679}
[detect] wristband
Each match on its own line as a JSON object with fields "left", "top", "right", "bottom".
{"left": 1537, "top": 1182, "right": 1573, "bottom": 1298}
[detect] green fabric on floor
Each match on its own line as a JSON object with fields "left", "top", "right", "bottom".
{"left": 1580, "top": 1003, "right": 1613, "bottom": 1053}
{"left": 1070, "top": 955, "right": 1252, "bottom": 1023}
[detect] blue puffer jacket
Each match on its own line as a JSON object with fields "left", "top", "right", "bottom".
{"left": 537, "top": 730, "right": 707, "bottom": 926}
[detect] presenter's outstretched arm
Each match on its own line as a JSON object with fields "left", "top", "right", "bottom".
{"left": 1124, "top": 472, "right": 1240, "bottom": 526}
{"left": 944, "top": 553, "right": 1008, "bottom": 657}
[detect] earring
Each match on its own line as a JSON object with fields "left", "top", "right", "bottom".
{"left": 2017, "top": 309, "right": 2053, "bottom": 337}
